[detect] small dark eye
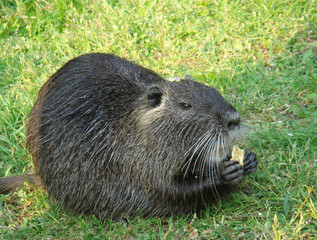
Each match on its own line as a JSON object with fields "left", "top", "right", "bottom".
{"left": 181, "top": 103, "right": 192, "bottom": 109}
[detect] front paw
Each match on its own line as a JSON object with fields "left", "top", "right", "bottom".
{"left": 243, "top": 150, "right": 258, "bottom": 174}
{"left": 220, "top": 160, "right": 243, "bottom": 185}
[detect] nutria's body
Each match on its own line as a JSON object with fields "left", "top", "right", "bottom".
{"left": 0, "top": 54, "right": 258, "bottom": 219}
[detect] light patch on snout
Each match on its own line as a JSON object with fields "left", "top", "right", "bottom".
{"left": 228, "top": 111, "right": 240, "bottom": 122}
{"left": 228, "top": 124, "right": 245, "bottom": 149}
{"left": 225, "top": 110, "right": 244, "bottom": 149}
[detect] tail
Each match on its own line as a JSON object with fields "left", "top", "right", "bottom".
{"left": 0, "top": 173, "right": 42, "bottom": 194}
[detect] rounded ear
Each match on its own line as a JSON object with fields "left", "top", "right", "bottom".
{"left": 148, "top": 86, "right": 163, "bottom": 107}
{"left": 185, "top": 75, "right": 194, "bottom": 81}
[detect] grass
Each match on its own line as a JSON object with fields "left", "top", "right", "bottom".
{"left": 0, "top": 0, "right": 316, "bottom": 238}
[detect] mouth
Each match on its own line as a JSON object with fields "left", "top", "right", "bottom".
{"left": 175, "top": 150, "right": 232, "bottom": 185}
{"left": 176, "top": 128, "right": 240, "bottom": 185}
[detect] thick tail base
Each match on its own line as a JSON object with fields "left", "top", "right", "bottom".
{"left": 0, "top": 173, "right": 42, "bottom": 194}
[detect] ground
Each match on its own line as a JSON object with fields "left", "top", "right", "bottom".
{"left": 0, "top": 0, "right": 316, "bottom": 239}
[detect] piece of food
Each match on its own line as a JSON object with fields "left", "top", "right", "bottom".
{"left": 231, "top": 145, "right": 245, "bottom": 166}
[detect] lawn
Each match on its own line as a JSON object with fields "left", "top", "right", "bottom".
{"left": 0, "top": 0, "right": 316, "bottom": 239}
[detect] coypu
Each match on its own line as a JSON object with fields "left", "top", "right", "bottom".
{"left": 0, "top": 53, "right": 258, "bottom": 219}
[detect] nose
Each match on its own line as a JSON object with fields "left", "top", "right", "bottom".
{"left": 226, "top": 112, "right": 241, "bottom": 130}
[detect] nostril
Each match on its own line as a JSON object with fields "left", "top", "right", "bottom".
{"left": 227, "top": 118, "right": 241, "bottom": 130}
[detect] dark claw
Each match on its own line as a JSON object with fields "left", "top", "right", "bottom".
{"left": 243, "top": 149, "right": 258, "bottom": 174}
{"left": 220, "top": 160, "right": 244, "bottom": 185}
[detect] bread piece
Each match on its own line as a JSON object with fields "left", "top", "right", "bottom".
{"left": 231, "top": 145, "right": 245, "bottom": 166}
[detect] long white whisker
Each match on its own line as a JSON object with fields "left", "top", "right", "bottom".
{"left": 189, "top": 133, "right": 213, "bottom": 176}
{"left": 182, "top": 127, "right": 231, "bottom": 200}
{"left": 183, "top": 131, "right": 212, "bottom": 177}
{"left": 211, "top": 134, "right": 221, "bottom": 197}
